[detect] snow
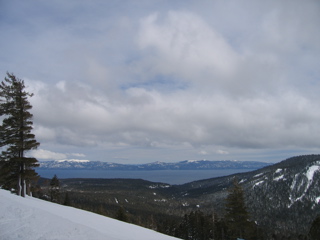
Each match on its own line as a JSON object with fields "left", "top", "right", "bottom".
{"left": 288, "top": 164, "right": 320, "bottom": 208}
{"left": 0, "top": 189, "right": 180, "bottom": 240}
{"left": 253, "top": 180, "right": 264, "bottom": 187}
{"left": 254, "top": 173, "right": 263, "bottom": 178}
{"left": 275, "top": 168, "right": 282, "bottom": 173}
{"left": 185, "top": 160, "right": 198, "bottom": 163}
{"left": 290, "top": 174, "right": 298, "bottom": 190}
{"left": 56, "top": 159, "right": 90, "bottom": 163}
{"left": 306, "top": 165, "right": 320, "bottom": 182}
{"left": 274, "top": 175, "right": 284, "bottom": 181}
{"left": 149, "top": 184, "right": 170, "bottom": 189}
{"left": 154, "top": 199, "right": 167, "bottom": 202}
{"left": 239, "top": 179, "right": 246, "bottom": 183}
{"left": 301, "top": 165, "right": 320, "bottom": 194}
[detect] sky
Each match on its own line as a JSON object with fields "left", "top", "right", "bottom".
{"left": 0, "top": 0, "right": 320, "bottom": 164}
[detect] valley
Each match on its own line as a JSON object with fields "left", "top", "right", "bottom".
{"left": 35, "top": 155, "right": 320, "bottom": 239}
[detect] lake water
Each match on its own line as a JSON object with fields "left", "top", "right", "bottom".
{"left": 37, "top": 169, "right": 255, "bottom": 185}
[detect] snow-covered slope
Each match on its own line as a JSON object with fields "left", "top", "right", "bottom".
{"left": 0, "top": 189, "right": 180, "bottom": 240}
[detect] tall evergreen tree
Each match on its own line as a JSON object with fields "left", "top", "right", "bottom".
{"left": 63, "top": 192, "right": 72, "bottom": 206}
{"left": 0, "top": 73, "right": 40, "bottom": 197}
{"left": 175, "top": 211, "right": 214, "bottom": 240}
{"left": 224, "top": 178, "right": 256, "bottom": 240}
{"left": 50, "top": 174, "right": 60, "bottom": 202}
{"left": 115, "top": 206, "right": 129, "bottom": 222}
{"left": 309, "top": 214, "right": 320, "bottom": 240}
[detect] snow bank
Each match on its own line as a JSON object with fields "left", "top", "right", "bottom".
{"left": 0, "top": 189, "right": 180, "bottom": 240}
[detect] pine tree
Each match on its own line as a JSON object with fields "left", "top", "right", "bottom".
{"left": 224, "top": 178, "right": 256, "bottom": 240}
{"left": 0, "top": 73, "right": 40, "bottom": 197}
{"left": 175, "top": 211, "right": 214, "bottom": 240}
{"left": 115, "top": 206, "right": 129, "bottom": 222}
{"left": 309, "top": 214, "right": 320, "bottom": 240}
{"left": 50, "top": 174, "right": 60, "bottom": 202}
{"left": 63, "top": 192, "right": 72, "bottom": 206}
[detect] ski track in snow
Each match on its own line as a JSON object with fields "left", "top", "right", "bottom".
{"left": 0, "top": 189, "right": 180, "bottom": 240}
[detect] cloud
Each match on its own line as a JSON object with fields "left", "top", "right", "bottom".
{"left": 70, "top": 153, "right": 86, "bottom": 158}
{"left": 216, "top": 150, "right": 229, "bottom": 155}
{"left": 28, "top": 77, "right": 320, "bottom": 152}
{"left": 198, "top": 150, "right": 208, "bottom": 156}
{"left": 29, "top": 149, "right": 67, "bottom": 161}
{"left": 1, "top": 1, "right": 320, "bottom": 163}
{"left": 137, "top": 11, "right": 238, "bottom": 87}
{"left": 29, "top": 149, "right": 86, "bottom": 161}
{"left": 134, "top": 12, "right": 260, "bottom": 100}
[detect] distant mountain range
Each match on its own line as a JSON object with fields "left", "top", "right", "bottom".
{"left": 38, "top": 159, "right": 271, "bottom": 170}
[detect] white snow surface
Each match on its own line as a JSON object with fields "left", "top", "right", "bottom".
{"left": 254, "top": 173, "right": 263, "bottom": 178}
{"left": 275, "top": 168, "right": 282, "bottom": 173}
{"left": 306, "top": 165, "right": 320, "bottom": 182}
{"left": 56, "top": 159, "right": 90, "bottom": 163}
{"left": 273, "top": 175, "right": 284, "bottom": 181}
{"left": 0, "top": 189, "right": 180, "bottom": 240}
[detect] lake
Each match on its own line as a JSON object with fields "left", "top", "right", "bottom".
{"left": 37, "top": 169, "right": 255, "bottom": 185}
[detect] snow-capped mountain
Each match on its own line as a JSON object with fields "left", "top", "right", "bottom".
{"left": 244, "top": 155, "right": 320, "bottom": 236}
{"left": 39, "top": 159, "right": 270, "bottom": 170}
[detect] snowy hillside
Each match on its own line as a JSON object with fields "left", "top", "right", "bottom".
{"left": 0, "top": 189, "right": 180, "bottom": 240}
{"left": 177, "top": 154, "right": 320, "bottom": 237}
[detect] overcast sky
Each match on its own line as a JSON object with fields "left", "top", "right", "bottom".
{"left": 1, "top": 0, "right": 320, "bottom": 163}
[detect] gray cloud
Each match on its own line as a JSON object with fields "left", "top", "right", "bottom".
{"left": 1, "top": 0, "right": 320, "bottom": 163}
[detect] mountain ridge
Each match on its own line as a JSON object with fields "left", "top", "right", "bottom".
{"left": 172, "top": 154, "right": 320, "bottom": 237}
{"left": 39, "top": 159, "right": 271, "bottom": 170}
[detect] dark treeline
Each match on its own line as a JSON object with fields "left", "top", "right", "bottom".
{"left": 157, "top": 179, "right": 262, "bottom": 240}
{"left": 159, "top": 210, "right": 261, "bottom": 240}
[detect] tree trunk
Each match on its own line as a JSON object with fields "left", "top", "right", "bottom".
{"left": 17, "top": 174, "right": 21, "bottom": 196}
{"left": 22, "top": 179, "right": 26, "bottom": 197}
{"left": 20, "top": 162, "right": 26, "bottom": 197}
{"left": 27, "top": 182, "right": 31, "bottom": 196}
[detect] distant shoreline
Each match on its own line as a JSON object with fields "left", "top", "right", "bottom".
{"left": 37, "top": 168, "right": 256, "bottom": 185}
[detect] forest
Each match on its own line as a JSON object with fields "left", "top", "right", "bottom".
{"left": 33, "top": 173, "right": 320, "bottom": 240}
